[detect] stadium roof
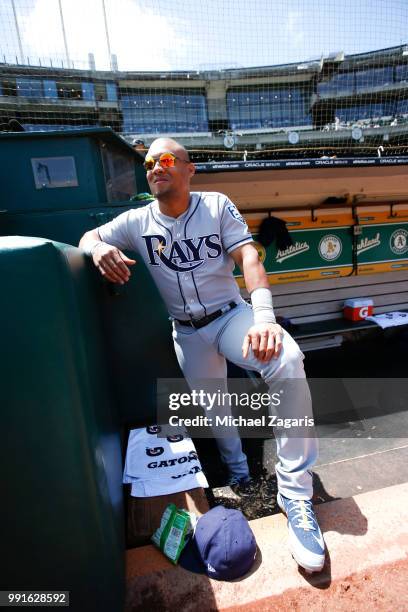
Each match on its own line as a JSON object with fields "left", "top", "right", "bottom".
{"left": 1, "top": 44, "right": 406, "bottom": 82}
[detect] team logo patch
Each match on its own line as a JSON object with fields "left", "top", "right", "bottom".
{"left": 227, "top": 204, "right": 246, "bottom": 225}
{"left": 390, "top": 229, "right": 408, "bottom": 255}
{"left": 146, "top": 425, "right": 162, "bottom": 434}
{"left": 166, "top": 435, "right": 184, "bottom": 443}
{"left": 318, "top": 234, "right": 342, "bottom": 261}
{"left": 145, "top": 446, "right": 164, "bottom": 457}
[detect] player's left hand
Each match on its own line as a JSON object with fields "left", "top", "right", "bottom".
{"left": 242, "top": 323, "right": 284, "bottom": 362}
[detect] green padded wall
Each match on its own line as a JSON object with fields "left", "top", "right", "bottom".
{"left": 0, "top": 206, "right": 182, "bottom": 426}
{"left": 0, "top": 237, "right": 125, "bottom": 612}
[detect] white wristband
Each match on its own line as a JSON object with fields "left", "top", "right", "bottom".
{"left": 82, "top": 240, "right": 104, "bottom": 257}
{"left": 251, "top": 287, "right": 276, "bottom": 324}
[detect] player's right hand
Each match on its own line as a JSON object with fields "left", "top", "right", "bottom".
{"left": 92, "top": 243, "right": 136, "bottom": 284}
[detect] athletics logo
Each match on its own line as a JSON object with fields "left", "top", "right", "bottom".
{"left": 390, "top": 229, "right": 408, "bottom": 255}
{"left": 143, "top": 233, "right": 222, "bottom": 272}
{"left": 253, "top": 241, "right": 266, "bottom": 263}
{"left": 276, "top": 241, "right": 309, "bottom": 264}
{"left": 319, "top": 234, "right": 342, "bottom": 261}
{"left": 357, "top": 233, "right": 381, "bottom": 255}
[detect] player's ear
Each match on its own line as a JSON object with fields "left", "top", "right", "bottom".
{"left": 188, "top": 162, "right": 196, "bottom": 178}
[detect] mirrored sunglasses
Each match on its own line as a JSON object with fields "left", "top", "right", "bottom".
{"left": 143, "top": 152, "right": 189, "bottom": 171}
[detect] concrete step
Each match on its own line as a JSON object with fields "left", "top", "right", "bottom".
{"left": 125, "top": 482, "right": 408, "bottom": 611}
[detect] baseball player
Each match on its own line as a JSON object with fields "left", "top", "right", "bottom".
{"left": 79, "top": 137, "right": 325, "bottom": 573}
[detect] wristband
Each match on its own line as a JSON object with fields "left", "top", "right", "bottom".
{"left": 82, "top": 240, "right": 104, "bottom": 257}
{"left": 250, "top": 287, "right": 276, "bottom": 324}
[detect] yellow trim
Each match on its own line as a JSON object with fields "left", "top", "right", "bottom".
{"left": 245, "top": 205, "right": 408, "bottom": 231}
{"left": 236, "top": 267, "right": 354, "bottom": 287}
{"left": 357, "top": 261, "right": 408, "bottom": 274}
{"left": 356, "top": 204, "right": 408, "bottom": 225}
{"left": 235, "top": 261, "right": 407, "bottom": 287}
{"left": 245, "top": 208, "right": 354, "bottom": 232}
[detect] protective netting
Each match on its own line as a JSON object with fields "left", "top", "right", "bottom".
{"left": 1, "top": 0, "right": 407, "bottom": 159}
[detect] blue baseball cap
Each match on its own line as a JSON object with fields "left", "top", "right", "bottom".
{"left": 179, "top": 505, "right": 257, "bottom": 581}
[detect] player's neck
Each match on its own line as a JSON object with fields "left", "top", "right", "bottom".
{"left": 156, "top": 192, "right": 191, "bottom": 218}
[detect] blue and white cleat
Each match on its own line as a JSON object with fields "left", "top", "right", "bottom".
{"left": 277, "top": 493, "right": 326, "bottom": 573}
{"left": 226, "top": 474, "right": 253, "bottom": 487}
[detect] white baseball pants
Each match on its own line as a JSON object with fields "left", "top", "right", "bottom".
{"left": 172, "top": 302, "right": 318, "bottom": 499}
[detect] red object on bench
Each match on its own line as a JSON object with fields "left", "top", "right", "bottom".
{"left": 344, "top": 298, "right": 374, "bottom": 321}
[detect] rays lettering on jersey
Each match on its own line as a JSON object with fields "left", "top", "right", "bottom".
{"left": 142, "top": 233, "right": 222, "bottom": 272}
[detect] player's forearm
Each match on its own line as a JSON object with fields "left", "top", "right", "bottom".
{"left": 242, "top": 252, "right": 270, "bottom": 294}
{"left": 242, "top": 252, "right": 276, "bottom": 324}
{"left": 79, "top": 229, "right": 105, "bottom": 256}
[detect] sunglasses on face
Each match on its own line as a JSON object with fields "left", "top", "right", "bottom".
{"left": 143, "top": 152, "right": 190, "bottom": 171}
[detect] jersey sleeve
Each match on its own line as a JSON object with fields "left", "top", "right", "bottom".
{"left": 97, "top": 209, "right": 138, "bottom": 252}
{"left": 219, "top": 196, "right": 254, "bottom": 253}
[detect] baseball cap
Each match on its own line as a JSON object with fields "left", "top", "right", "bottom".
{"left": 178, "top": 505, "right": 257, "bottom": 581}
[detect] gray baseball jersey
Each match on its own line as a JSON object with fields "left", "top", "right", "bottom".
{"left": 97, "top": 191, "right": 254, "bottom": 320}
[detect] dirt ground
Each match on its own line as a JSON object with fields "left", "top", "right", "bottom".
{"left": 231, "top": 557, "right": 408, "bottom": 612}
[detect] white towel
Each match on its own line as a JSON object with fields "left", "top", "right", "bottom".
{"left": 123, "top": 426, "right": 208, "bottom": 497}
